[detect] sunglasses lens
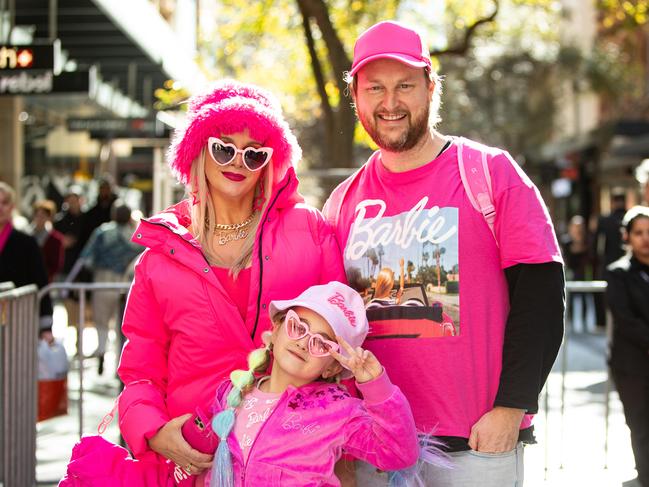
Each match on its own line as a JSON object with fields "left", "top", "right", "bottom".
{"left": 210, "top": 141, "right": 235, "bottom": 165}
{"left": 243, "top": 149, "right": 270, "bottom": 170}
{"left": 287, "top": 316, "right": 306, "bottom": 339}
{"left": 310, "top": 337, "right": 330, "bottom": 356}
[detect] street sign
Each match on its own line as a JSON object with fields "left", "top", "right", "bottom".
{"left": 67, "top": 117, "right": 168, "bottom": 139}
{"left": 0, "top": 44, "right": 55, "bottom": 71}
{"left": 0, "top": 70, "right": 93, "bottom": 95}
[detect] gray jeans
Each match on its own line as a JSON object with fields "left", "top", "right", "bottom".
{"left": 356, "top": 442, "right": 524, "bottom": 487}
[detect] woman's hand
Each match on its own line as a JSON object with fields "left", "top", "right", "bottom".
{"left": 331, "top": 336, "right": 383, "bottom": 384}
{"left": 148, "top": 414, "right": 213, "bottom": 475}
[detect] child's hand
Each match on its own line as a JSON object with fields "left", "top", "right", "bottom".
{"left": 331, "top": 336, "right": 383, "bottom": 383}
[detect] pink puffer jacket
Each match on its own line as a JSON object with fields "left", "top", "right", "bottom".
{"left": 58, "top": 376, "right": 418, "bottom": 487}
{"left": 207, "top": 372, "right": 419, "bottom": 486}
{"left": 117, "top": 167, "right": 346, "bottom": 462}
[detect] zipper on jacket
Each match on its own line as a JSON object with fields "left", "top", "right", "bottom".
{"left": 250, "top": 175, "right": 292, "bottom": 340}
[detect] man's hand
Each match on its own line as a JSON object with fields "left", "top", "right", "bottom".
{"left": 468, "top": 406, "right": 525, "bottom": 453}
{"left": 148, "top": 414, "right": 213, "bottom": 475}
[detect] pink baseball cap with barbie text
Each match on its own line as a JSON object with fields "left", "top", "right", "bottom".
{"left": 348, "top": 20, "right": 432, "bottom": 77}
{"left": 269, "top": 281, "right": 369, "bottom": 377}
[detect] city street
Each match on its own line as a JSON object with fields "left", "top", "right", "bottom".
{"left": 36, "top": 322, "right": 641, "bottom": 486}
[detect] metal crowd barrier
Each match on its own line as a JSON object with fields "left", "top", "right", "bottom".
{"left": 37, "top": 282, "right": 131, "bottom": 440}
{"left": 542, "top": 280, "right": 609, "bottom": 476}
{"left": 0, "top": 283, "right": 38, "bottom": 487}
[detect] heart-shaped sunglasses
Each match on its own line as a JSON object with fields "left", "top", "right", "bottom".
{"left": 284, "top": 309, "right": 340, "bottom": 357}
{"left": 207, "top": 137, "right": 273, "bottom": 172}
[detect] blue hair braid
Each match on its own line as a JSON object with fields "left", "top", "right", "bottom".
{"left": 209, "top": 343, "right": 271, "bottom": 486}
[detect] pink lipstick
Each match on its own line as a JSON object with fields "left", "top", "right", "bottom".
{"left": 223, "top": 172, "right": 245, "bottom": 182}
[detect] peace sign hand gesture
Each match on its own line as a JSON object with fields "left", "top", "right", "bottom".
{"left": 330, "top": 336, "right": 383, "bottom": 384}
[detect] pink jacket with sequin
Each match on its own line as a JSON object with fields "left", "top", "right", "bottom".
{"left": 207, "top": 372, "right": 419, "bottom": 486}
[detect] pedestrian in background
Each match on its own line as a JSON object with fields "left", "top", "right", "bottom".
{"left": 562, "top": 215, "right": 596, "bottom": 333}
{"left": 79, "top": 201, "right": 141, "bottom": 374}
{"left": 593, "top": 189, "right": 627, "bottom": 328}
{"left": 0, "top": 182, "right": 53, "bottom": 333}
{"left": 55, "top": 187, "right": 87, "bottom": 277}
{"left": 606, "top": 205, "right": 649, "bottom": 487}
{"left": 81, "top": 178, "right": 118, "bottom": 240}
{"left": 55, "top": 187, "right": 91, "bottom": 332}
{"left": 30, "top": 199, "right": 65, "bottom": 283}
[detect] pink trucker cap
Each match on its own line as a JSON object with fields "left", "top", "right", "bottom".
{"left": 349, "top": 20, "right": 432, "bottom": 77}
{"left": 269, "top": 281, "right": 369, "bottom": 378}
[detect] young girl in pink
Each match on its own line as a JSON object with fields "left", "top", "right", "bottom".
{"left": 60, "top": 281, "right": 435, "bottom": 486}
{"left": 197, "top": 280, "right": 419, "bottom": 486}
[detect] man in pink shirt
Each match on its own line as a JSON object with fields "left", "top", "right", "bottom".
{"left": 323, "top": 21, "right": 565, "bottom": 486}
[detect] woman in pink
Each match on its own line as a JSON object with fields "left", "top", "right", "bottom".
{"left": 114, "top": 80, "right": 345, "bottom": 477}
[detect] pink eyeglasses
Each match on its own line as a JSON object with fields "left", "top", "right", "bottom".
{"left": 207, "top": 137, "right": 273, "bottom": 172}
{"left": 284, "top": 309, "right": 340, "bottom": 357}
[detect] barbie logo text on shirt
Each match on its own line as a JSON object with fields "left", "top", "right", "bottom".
{"left": 345, "top": 197, "right": 457, "bottom": 261}
{"left": 343, "top": 198, "right": 460, "bottom": 338}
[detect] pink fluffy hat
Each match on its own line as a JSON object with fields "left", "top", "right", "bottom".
{"left": 167, "top": 79, "right": 302, "bottom": 185}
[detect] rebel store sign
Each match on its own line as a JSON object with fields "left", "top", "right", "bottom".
{"left": 0, "top": 70, "right": 91, "bottom": 95}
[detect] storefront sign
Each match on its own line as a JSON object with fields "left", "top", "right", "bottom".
{"left": 0, "top": 70, "right": 92, "bottom": 95}
{"left": 0, "top": 71, "right": 52, "bottom": 93}
{"left": 0, "top": 44, "right": 55, "bottom": 71}
{"left": 67, "top": 117, "right": 168, "bottom": 139}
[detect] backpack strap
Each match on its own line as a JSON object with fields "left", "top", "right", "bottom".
{"left": 456, "top": 138, "right": 497, "bottom": 244}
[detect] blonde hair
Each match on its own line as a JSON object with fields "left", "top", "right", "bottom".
{"left": 374, "top": 268, "right": 395, "bottom": 299}
{"left": 188, "top": 149, "right": 271, "bottom": 277}
{"left": 32, "top": 199, "right": 57, "bottom": 218}
{"left": 0, "top": 182, "right": 16, "bottom": 205}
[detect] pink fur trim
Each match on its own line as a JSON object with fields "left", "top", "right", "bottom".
{"left": 168, "top": 80, "right": 301, "bottom": 185}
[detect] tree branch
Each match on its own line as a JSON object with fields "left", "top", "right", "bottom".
{"left": 430, "top": 0, "right": 499, "bottom": 57}
{"left": 297, "top": 0, "right": 333, "bottom": 121}
{"left": 299, "top": 0, "right": 352, "bottom": 95}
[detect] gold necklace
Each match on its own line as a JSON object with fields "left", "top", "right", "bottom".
{"left": 207, "top": 212, "right": 255, "bottom": 245}
{"left": 213, "top": 213, "right": 255, "bottom": 231}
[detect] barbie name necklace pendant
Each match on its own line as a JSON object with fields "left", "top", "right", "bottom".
{"left": 209, "top": 212, "right": 255, "bottom": 245}
{"left": 217, "top": 228, "right": 249, "bottom": 245}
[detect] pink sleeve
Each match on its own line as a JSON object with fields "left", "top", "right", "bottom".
{"left": 341, "top": 372, "right": 419, "bottom": 471}
{"left": 117, "top": 251, "right": 171, "bottom": 459}
{"left": 490, "top": 152, "right": 563, "bottom": 269}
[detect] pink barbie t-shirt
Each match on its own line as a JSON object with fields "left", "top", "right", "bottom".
{"left": 324, "top": 140, "right": 562, "bottom": 438}
{"left": 233, "top": 384, "right": 280, "bottom": 462}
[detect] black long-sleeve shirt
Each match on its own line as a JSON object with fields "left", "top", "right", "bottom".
{"left": 440, "top": 261, "right": 565, "bottom": 451}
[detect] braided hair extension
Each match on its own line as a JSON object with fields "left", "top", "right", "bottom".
{"left": 209, "top": 337, "right": 271, "bottom": 487}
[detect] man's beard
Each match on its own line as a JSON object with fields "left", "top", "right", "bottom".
{"left": 359, "top": 104, "right": 430, "bottom": 152}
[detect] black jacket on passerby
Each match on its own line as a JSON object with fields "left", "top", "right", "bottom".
{"left": 606, "top": 255, "right": 649, "bottom": 374}
{"left": 596, "top": 209, "right": 627, "bottom": 273}
{"left": 606, "top": 254, "right": 649, "bottom": 487}
{"left": 0, "top": 227, "right": 53, "bottom": 317}
{"left": 54, "top": 210, "right": 85, "bottom": 274}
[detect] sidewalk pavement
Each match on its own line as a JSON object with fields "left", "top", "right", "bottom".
{"left": 36, "top": 325, "right": 641, "bottom": 486}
